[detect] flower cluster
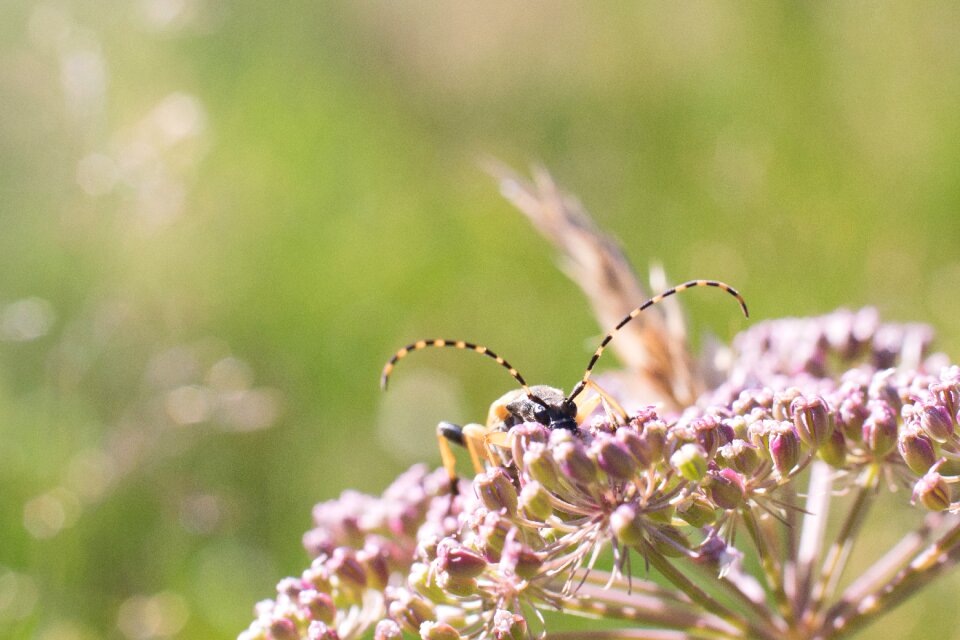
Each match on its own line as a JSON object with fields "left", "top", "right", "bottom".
{"left": 241, "top": 309, "right": 960, "bottom": 640}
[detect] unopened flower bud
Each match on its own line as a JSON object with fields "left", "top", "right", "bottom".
{"left": 594, "top": 437, "right": 638, "bottom": 480}
{"left": 913, "top": 471, "right": 951, "bottom": 511}
{"left": 693, "top": 416, "right": 726, "bottom": 455}
{"left": 706, "top": 469, "right": 745, "bottom": 510}
{"left": 869, "top": 371, "right": 902, "bottom": 412}
{"left": 792, "top": 395, "right": 833, "bottom": 447}
{"left": 768, "top": 424, "right": 800, "bottom": 476}
{"left": 837, "top": 392, "right": 868, "bottom": 442}
{"left": 917, "top": 402, "right": 953, "bottom": 443}
{"left": 492, "top": 610, "right": 527, "bottom": 640}
{"left": 610, "top": 504, "right": 645, "bottom": 546}
{"left": 303, "top": 562, "right": 333, "bottom": 595}
{"left": 307, "top": 621, "right": 341, "bottom": 640}
{"left": 420, "top": 621, "right": 462, "bottom": 640}
{"left": 723, "top": 415, "right": 749, "bottom": 440}
{"left": 863, "top": 401, "right": 898, "bottom": 457}
{"left": 359, "top": 546, "right": 390, "bottom": 591}
{"left": 475, "top": 468, "right": 518, "bottom": 515}
{"left": 510, "top": 423, "right": 548, "bottom": 467}
{"left": 717, "top": 439, "right": 761, "bottom": 475}
{"left": 300, "top": 590, "right": 335, "bottom": 625}
{"left": 268, "top": 618, "right": 299, "bottom": 640}
{"left": 410, "top": 562, "right": 446, "bottom": 603}
{"left": 502, "top": 542, "right": 543, "bottom": 580}
{"left": 277, "top": 577, "right": 306, "bottom": 599}
{"left": 733, "top": 388, "right": 773, "bottom": 415}
{"left": 329, "top": 547, "right": 367, "bottom": 590}
{"left": 676, "top": 495, "right": 717, "bottom": 528}
{"left": 478, "top": 512, "right": 510, "bottom": 560}
{"left": 773, "top": 388, "right": 803, "bottom": 421}
{"left": 388, "top": 591, "right": 435, "bottom": 633}
{"left": 619, "top": 422, "right": 665, "bottom": 467}
{"left": 438, "top": 571, "right": 477, "bottom": 597}
{"left": 436, "top": 539, "right": 487, "bottom": 580}
{"left": 671, "top": 443, "right": 708, "bottom": 481}
{"left": 375, "top": 619, "right": 403, "bottom": 640}
{"left": 518, "top": 481, "right": 552, "bottom": 521}
{"left": 898, "top": 427, "right": 937, "bottom": 475}
{"left": 522, "top": 445, "right": 560, "bottom": 491}
{"left": 554, "top": 440, "right": 599, "bottom": 484}
{"left": 931, "top": 381, "right": 960, "bottom": 419}
{"left": 817, "top": 427, "right": 847, "bottom": 468}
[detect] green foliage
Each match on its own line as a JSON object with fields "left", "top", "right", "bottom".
{"left": 2, "top": 3, "right": 960, "bottom": 639}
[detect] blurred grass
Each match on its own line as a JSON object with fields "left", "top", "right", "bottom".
{"left": 2, "top": 2, "right": 960, "bottom": 639}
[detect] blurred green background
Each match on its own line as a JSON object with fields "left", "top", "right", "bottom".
{"left": 3, "top": 2, "right": 960, "bottom": 639}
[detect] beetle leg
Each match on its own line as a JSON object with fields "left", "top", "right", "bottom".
{"left": 575, "top": 393, "right": 604, "bottom": 425}
{"left": 462, "top": 423, "right": 493, "bottom": 474}
{"left": 437, "top": 421, "right": 465, "bottom": 495}
{"left": 584, "top": 379, "right": 628, "bottom": 424}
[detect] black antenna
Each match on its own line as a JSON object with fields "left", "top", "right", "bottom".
{"left": 565, "top": 280, "right": 749, "bottom": 404}
{"left": 381, "top": 338, "right": 536, "bottom": 400}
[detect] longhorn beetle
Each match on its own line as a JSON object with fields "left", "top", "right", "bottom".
{"left": 380, "top": 280, "right": 748, "bottom": 491}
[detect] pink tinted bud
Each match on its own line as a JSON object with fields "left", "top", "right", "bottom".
{"left": 307, "top": 621, "right": 341, "bottom": 640}
{"left": 510, "top": 423, "right": 548, "bottom": 467}
{"left": 593, "top": 437, "right": 638, "bottom": 480}
{"left": 436, "top": 539, "right": 487, "bottom": 580}
{"left": 554, "top": 440, "right": 599, "bottom": 484}
{"left": 618, "top": 423, "right": 665, "bottom": 467}
{"left": 768, "top": 424, "right": 800, "bottom": 476}
{"left": 917, "top": 402, "right": 953, "bottom": 443}
{"left": 931, "top": 381, "right": 960, "bottom": 418}
{"left": 706, "top": 469, "right": 745, "bottom": 510}
{"left": 268, "top": 618, "right": 299, "bottom": 640}
{"left": 898, "top": 427, "right": 937, "bottom": 475}
{"left": 375, "top": 619, "right": 403, "bottom": 640}
{"left": 913, "top": 471, "right": 951, "bottom": 512}
{"left": 773, "top": 388, "right": 803, "bottom": 421}
{"left": 837, "top": 391, "right": 868, "bottom": 442}
{"left": 691, "top": 416, "right": 723, "bottom": 456}
{"left": 420, "top": 621, "right": 462, "bottom": 640}
{"left": 792, "top": 395, "right": 833, "bottom": 447}
{"left": 328, "top": 547, "right": 367, "bottom": 590}
{"left": 492, "top": 610, "right": 527, "bottom": 640}
{"left": 300, "top": 590, "right": 335, "bottom": 625}
{"left": 862, "top": 402, "right": 898, "bottom": 457}
{"left": 475, "top": 468, "right": 518, "bottom": 515}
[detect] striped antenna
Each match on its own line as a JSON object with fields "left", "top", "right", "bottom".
{"left": 381, "top": 338, "right": 534, "bottom": 398}
{"left": 565, "top": 280, "right": 749, "bottom": 404}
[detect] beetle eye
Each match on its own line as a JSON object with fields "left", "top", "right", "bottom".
{"left": 533, "top": 407, "right": 550, "bottom": 424}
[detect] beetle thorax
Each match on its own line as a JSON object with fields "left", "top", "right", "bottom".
{"left": 496, "top": 385, "right": 578, "bottom": 432}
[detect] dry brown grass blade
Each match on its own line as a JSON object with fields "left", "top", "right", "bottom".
{"left": 486, "top": 163, "right": 702, "bottom": 408}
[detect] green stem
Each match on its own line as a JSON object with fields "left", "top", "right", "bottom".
{"left": 545, "top": 631, "right": 710, "bottom": 640}
{"left": 821, "top": 518, "right": 960, "bottom": 640}
{"left": 636, "top": 540, "right": 778, "bottom": 640}
{"left": 560, "top": 584, "right": 739, "bottom": 639}
{"left": 740, "top": 505, "right": 793, "bottom": 624}
{"left": 806, "top": 472, "right": 875, "bottom": 627}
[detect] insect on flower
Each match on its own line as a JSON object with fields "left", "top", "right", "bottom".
{"left": 381, "top": 280, "right": 749, "bottom": 490}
